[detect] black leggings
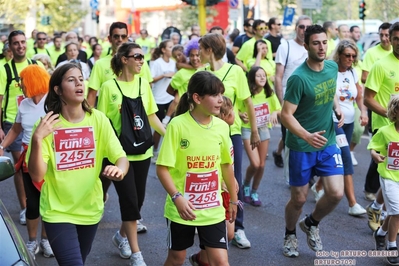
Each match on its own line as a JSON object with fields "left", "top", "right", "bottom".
{"left": 22, "top": 171, "right": 40, "bottom": 219}
{"left": 102, "top": 158, "right": 151, "bottom": 221}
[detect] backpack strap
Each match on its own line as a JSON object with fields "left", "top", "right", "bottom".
{"left": 107, "top": 47, "right": 112, "bottom": 56}
{"left": 46, "top": 49, "right": 51, "bottom": 56}
{"left": 284, "top": 39, "right": 290, "bottom": 71}
{"left": 3, "top": 59, "right": 36, "bottom": 120}
{"left": 221, "top": 64, "right": 234, "bottom": 82}
{"left": 34, "top": 47, "right": 37, "bottom": 55}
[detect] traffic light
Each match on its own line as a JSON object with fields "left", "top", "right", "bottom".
{"left": 359, "top": 0, "right": 366, "bottom": 20}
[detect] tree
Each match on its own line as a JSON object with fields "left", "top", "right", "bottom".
{"left": 0, "top": 0, "right": 88, "bottom": 34}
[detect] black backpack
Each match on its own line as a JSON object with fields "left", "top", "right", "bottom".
{"left": 3, "top": 59, "right": 37, "bottom": 120}
{"left": 112, "top": 78, "right": 153, "bottom": 155}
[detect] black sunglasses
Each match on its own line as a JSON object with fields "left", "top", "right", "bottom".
{"left": 298, "top": 25, "right": 309, "bottom": 30}
{"left": 113, "top": 34, "right": 128, "bottom": 40}
{"left": 125, "top": 53, "right": 144, "bottom": 61}
{"left": 37, "top": 38, "right": 47, "bottom": 41}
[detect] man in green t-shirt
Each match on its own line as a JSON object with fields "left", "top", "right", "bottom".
{"left": 26, "top": 32, "right": 51, "bottom": 59}
{"left": 135, "top": 29, "right": 156, "bottom": 62}
{"left": 281, "top": 25, "right": 344, "bottom": 258}
{"left": 0, "top": 30, "right": 44, "bottom": 226}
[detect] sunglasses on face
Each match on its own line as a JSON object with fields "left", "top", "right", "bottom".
{"left": 37, "top": 38, "right": 46, "bottom": 41}
{"left": 343, "top": 54, "right": 357, "bottom": 59}
{"left": 126, "top": 53, "right": 144, "bottom": 61}
{"left": 113, "top": 34, "right": 128, "bottom": 40}
{"left": 275, "top": 23, "right": 282, "bottom": 26}
{"left": 298, "top": 25, "right": 309, "bottom": 30}
{"left": 256, "top": 26, "right": 268, "bottom": 30}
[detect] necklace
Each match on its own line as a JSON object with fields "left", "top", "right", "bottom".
{"left": 189, "top": 112, "right": 214, "bottom": 130}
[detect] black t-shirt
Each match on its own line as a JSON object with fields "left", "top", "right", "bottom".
{"left": 265, "top": 34, "right": 282, "bottom": 54}
{"left": 233, "top": 33, "right": 251, "bottom": 49}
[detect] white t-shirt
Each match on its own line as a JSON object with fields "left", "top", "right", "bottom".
{"left": 275, "top": 39, "right": 308, "bottom": 96}
{"left": 15, "top": 95, "right": 47, "bottom": 145}
{"left": 150, "top": 57, "right": 176, "bottom": 104}
{"left": 333, "top": 69, "right": 358, "bottom": 124}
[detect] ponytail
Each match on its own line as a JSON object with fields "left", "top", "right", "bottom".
{"left": 175, "top": 93, "right": 191, "bottom": 116}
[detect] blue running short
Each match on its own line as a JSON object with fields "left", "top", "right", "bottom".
{"left": 288, "top": 144, "right": 344, "bottom": 187}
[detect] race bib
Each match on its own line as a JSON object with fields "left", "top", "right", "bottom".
{"left": 387, "top": 142, "right": 399, "bottom": 170}
{"left": 254, "top": 103, "right": 270, "bottom": 127}
{"left": 16, "top": 95, "right": 24, "bottom": 107}
{"left": 184, "top": 170, "right": 221, "bottom": 210}
{"left": 336, "top": 134, "right": 348, "bottom": 147}
{"left": 53, "top": 127, "right": 96, "bottom": 171}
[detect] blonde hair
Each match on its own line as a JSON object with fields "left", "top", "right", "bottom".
{"left": 331, "top": 39, "right": 359, "bottom": 67}
{"left": 218, "top": 96, "right": 233, "bottom": 118}
{"left": 32, "top": 54, "right": 54, "bottom": 75}
{"left": 387, "top": 95, "right": 399, "bottom": 122}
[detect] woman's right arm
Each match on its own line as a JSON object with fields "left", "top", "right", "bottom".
{"left": 29, "top": 112, "right": 60, "bottom": 183}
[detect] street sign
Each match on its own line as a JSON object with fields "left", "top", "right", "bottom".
{"left": 282, "top": 7, "right": 295, "bottom": 26}
{"left": 229, "top": 9, "right": 239, "bottom": 21}
{"left": 302, "top": 0, "right": 322, "bottom": 9}
{"left": 90, "top": 0, "right": 99, "bottom": 10}
{"left": 229, "top": 0, "right": 239, "bottom": 9}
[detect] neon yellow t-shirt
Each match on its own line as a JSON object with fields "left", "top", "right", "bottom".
{"left": 367, "top": 123, "right": 399, "bottom": 182}
{"left": 246, "top": 58, "right": 276, "bottom": 87}
{"left": 88, "top": 55, "right": 153, "bottom": 91}
{"left": 238, "top": 90, "right": 281, "bottom": 129}
{"left": 198, "top": 63, "right": 251, "bottom": 135}
{"left": 48, "top": 47, "right": 64, "bottom": 66}
{"left": 100, "top": 42, "right": 112, "bottom": 58}
{"left": 326, "top": 39, "right": 336, "bottom": 58}
{"left": 26, "top": 48, "right": 50, "bottom": 60}
{"left": 236, "top": 37, "right": 273, "bottom": 66}
{"left": 26, "top": 38, "right": 35, "bottom": 51}
{"left": 135, "top": 37, "right": 156, "bottom": 62}
{"left": 97, "top": 77, "right": 158, "bottom": 161}
{"left": 0, "top": 59, "right": 45, "bottom": 123}
{"left": 26, "top": 109, "right": 126, "bottom": 224}
{"left": 170, "top": 68, "right": 197, "bottom": 97}
{"left": 362, "top": 44, "right": 392, "bottom": 72}
{"left": 365, "top": 53, "right": 399, "bottom": 131}
{"left": 157, "top": 111, "right": 233, "bottom": 226}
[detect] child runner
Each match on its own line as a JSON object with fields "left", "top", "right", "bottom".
{"left": 156, "top": 71, "right": 238, "bottom": 266}
{"left": 239, "top": 66, "right": 281, "bottom": 206}
{"left": 368, "top": 95, "right": 399, "bottom": 265}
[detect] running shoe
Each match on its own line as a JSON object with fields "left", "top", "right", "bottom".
{"left": 373, "top": 229, "right": 386, "bottom": 251}
{"left": 40, "top": 239, "right": 54, "bottom": 258}
{"left": 250, "top": 193, "right": 262, "bottom": 207}
{"left": 188, "top": 252, "right": 200, "bottom": 266}
{"left": 367, "top": 203, "right": 381, "bottom": 232}
{"left": 283, "top": 234, "right": 299, "bottom": 257}
{"left": 310, "top": 183, "right": 324, "bottom": 202}
{"left": 350, "top": 151, "right": 358, "bottom": 166}
{"left": 26, "top": 240, "right": 39, "bottom": 259}
{"left": 364, "top": 191, "right": 376, "bottom": 201}
{"left": 20, "top": 208, "right": 26, "bottom": 225}
{"left": 386, "top": 247, "right": 399, "bottom": 265}
{"left": 232, "top": 229, "right": 251, "bottom": 249}
{"left": 243, "top": 186, "right": 251, "bottom": 204}
{"left": 130, "top": 252, "right": 147, "bottom": 266}
{"left": 112, "top": 231, "right": 132, "bottom": 259}
{"left": 299, "top": 217, "right": 322, "bottom": 252}
{"left": 348, "top": 203, "right": 366, "bottom": 216}
{"left": 137, "top": 220, "right": 147, "bottom": 234}
{"left": 273, "top": 150, "right": 284, "bottom": 168}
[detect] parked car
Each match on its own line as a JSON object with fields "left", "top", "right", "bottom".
{"left": 0, "top": 156, "right": 38, "bottom": 266}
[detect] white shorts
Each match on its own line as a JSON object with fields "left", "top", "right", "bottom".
{"left": 380, "top": 176, "right": 399, "bottom": 216}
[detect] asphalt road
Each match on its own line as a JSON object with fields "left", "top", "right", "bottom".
{"left": 0, "top": 127, "right": 390, "bottom": 266}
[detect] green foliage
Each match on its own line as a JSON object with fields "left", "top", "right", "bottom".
{"left": 0, "top": 0, "right": 88, "bottom": 34}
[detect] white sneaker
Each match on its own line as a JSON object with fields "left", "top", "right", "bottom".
{"left": 137, "top": 220, "right": 147, "bottom": 233}
{"left": 20, "top": 209, "right": 26, "bottom": 225}
{"left": 130, "top": 251, "right": 147, "bottom": 266}
{"left": 232, "top": 229, "right": 251, "bottom": 249}
{"left": 112, "top": 231, "right": 132, "bottom": 259}
{"left": 26, "top": 240, "right": 39, "bottom": 259}
{"left": 40, "top": 239, "right": 54, "bottom": 258}
{"left": 311, "top": 183, "right": 324, "bottom": 202}
{"left": 283, "top": 234, "right": 299, "bottom": 257}
{"left": 348, "top": 203, "right": 367, "bottom": 216}
{"left": 350, "top": 152, "right": 358, "bottom": 166}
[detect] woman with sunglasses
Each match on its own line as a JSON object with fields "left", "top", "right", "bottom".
{"left": 311, "top": 39, "right": 368, "bottom": 217}
{"left": 97, "top": 42, "right": 165, "bottom": 266}
{"left": 27, "top": 63, "right": 129, "bottom": 266}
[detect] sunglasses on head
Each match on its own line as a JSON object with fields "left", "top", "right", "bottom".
{"left": 298, "top": 25, "right": 309, "bottom": 30}
{"left": 113, "top": 34, "right": 128, "bottom": 40}
{"left": 343, "top": 54, "right": 357, "bottom": 59}
{"left": 126, "top": 53, "right": 144, "bottom": 61}
{"left": 256, "top": 26, "right": 268, "bottom": 30}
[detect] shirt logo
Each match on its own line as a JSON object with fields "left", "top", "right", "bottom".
{"left": 180, "top": 139, "right": 189, "bottom": 149}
